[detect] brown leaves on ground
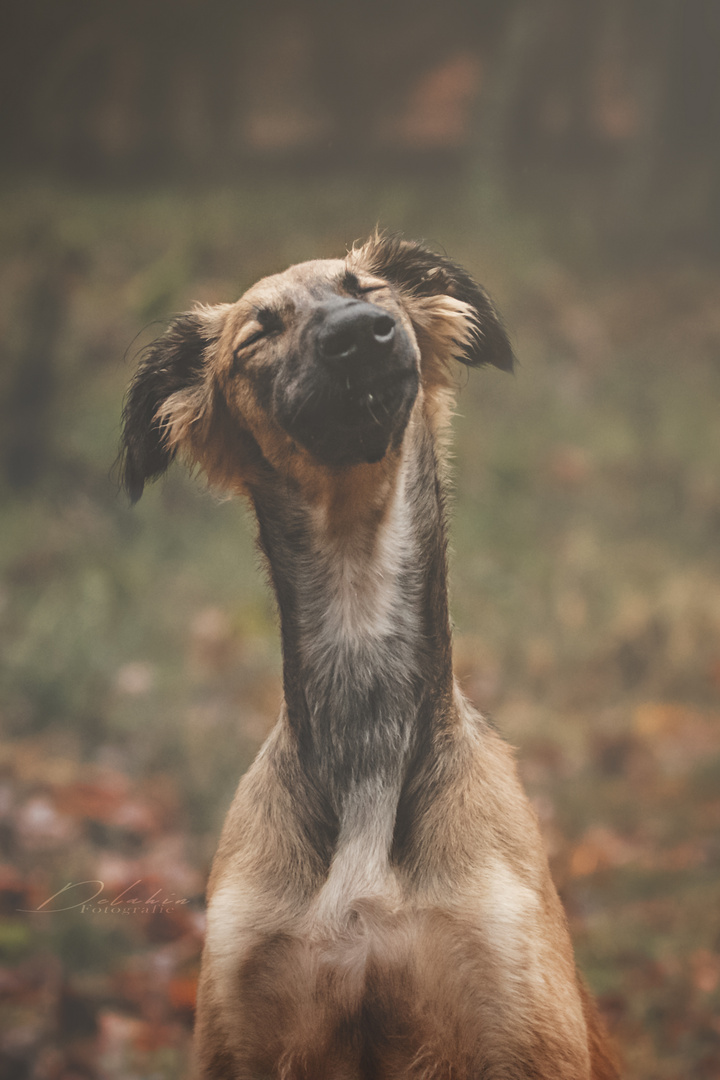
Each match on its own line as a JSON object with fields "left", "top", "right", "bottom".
{"left": 510, "top": 698, "right": 720, "bottom": 1080}
{"left": 0, "top": 738, "right": 202, "bottom": 1080}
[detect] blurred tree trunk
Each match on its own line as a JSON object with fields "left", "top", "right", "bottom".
{"left": 471, "top": 0, "right": 552, "bottom": 178}
{"left": 608, "top": 0, "right": 677, "bottom": 234}
{"left": 1, "top": 247, "right": 77, "bottom": 489}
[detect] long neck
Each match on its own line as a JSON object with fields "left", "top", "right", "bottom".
{"left": 251, "top": 419, "right": 454, "bottom": 823}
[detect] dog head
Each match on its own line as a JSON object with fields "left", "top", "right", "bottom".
{"left": 120, "top": 232, "right": 515, "bottom": 502}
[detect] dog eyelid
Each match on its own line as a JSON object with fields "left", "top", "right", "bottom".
{"left": 233, "top": 308, "right": 284, "bottom": 355}
{"left": 342, "top": 269, "right": 386, "bottom": 297}
{"left": 233, "top": 326, "right": 268, "bottom": 355}
{"left": 356, "top": 283, "right": 386, "bottom": 295}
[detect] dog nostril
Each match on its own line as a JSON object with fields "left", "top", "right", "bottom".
{"left": 373, "top": 316, "right": 395, "bottom": 344}
{"left": 322, "top": 328, "right": 357, "bottom": 360}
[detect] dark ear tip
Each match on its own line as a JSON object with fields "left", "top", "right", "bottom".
{"left": 126, "top": 478, "right": 144, "bottom": 504}
{"left": 463, "top": 315, "right": 517, "bottom": 373}
{"left": 495, "top": 341, "right": 517, "bottom": 374}
{"left": 119, "top": 448, "right": 146, "bottom": 504}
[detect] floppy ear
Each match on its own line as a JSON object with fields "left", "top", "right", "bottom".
{"left": 353, "top": 232, "right": 515, "bottom": 372}
{"left": 120, "top": 311, "right": 216, "bottom": 502}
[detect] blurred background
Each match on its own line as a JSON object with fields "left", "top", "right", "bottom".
{"left": 1, "top": 1, "right": 720, "bottom": 1077}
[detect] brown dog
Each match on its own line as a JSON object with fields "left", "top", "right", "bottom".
{"left": 121, "top": 233, "right": 619, "bottom": 1079}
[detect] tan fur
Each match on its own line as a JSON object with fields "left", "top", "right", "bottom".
{"left": 197, "top": 705, "right": 617, "bottom": 1078}
{"left": 122, "top": 236, "right": 619, "bottom": 1079}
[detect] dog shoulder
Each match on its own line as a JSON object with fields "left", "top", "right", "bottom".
{"left": 208, "top": 718, "right": 336, "bottom": 902}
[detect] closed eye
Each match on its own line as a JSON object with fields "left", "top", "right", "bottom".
{"left": 356, "top": 284, "right": 385, "bottom": 295}
{"left": 342, "top": 270, "right": 387, "bottom": 297}
{"left": 235, "top": 327, "right": 267, "bottom": 353}
{"left": 234, "top": 308, "right": 283, "bottom": 356}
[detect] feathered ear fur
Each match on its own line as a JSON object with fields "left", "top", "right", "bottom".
{"left": 352, "top": 232, "right": 516, "bottom": 373}
{"left": 120, "top": 311, "right": 215, "bottom": 502}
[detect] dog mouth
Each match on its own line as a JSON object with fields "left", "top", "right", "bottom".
{"left": 337, "top": 366, "right": 414, "bottom": 421}
{"left": 277, "top": 364, "right": 419, "bottom": 467}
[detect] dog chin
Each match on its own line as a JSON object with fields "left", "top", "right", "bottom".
{"left": 293, "top": 423, "right": 394, "bottom": 468}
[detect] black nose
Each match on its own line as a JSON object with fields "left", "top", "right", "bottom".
{"left": 318, "top": 302, "right": 395, "bottom": 364}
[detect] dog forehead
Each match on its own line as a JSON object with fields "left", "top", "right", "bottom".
{"left": 240, "top": 257, "right": 348, "bottom": 307}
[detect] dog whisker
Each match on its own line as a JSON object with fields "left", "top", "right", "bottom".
{"left": 364, "top": 393, "right": 381, "bottom": 425}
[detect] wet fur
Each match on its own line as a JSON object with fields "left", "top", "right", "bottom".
{"left": 120, "top": 233, "right": 620, "bottom": 1079}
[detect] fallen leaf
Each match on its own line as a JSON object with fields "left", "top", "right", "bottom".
{"left": 569, "top": 825, "right": 638, "bottom": 877}
{"left": 690, "top": 949, "right": 720, "bottom": 994}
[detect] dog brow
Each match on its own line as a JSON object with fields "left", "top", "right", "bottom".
{"left": 253, "top": 305, "right": 284, "bottom": 331}
{"left": 341, "top": 269, "right": 360, "bottom": 294}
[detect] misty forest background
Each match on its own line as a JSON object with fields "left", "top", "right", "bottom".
{"left": 2, "top": 2, "right": 720, "bottom": 1078}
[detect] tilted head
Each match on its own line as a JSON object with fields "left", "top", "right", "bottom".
{"left": 120, "top": 233, "right": 515, "bottom": 503}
